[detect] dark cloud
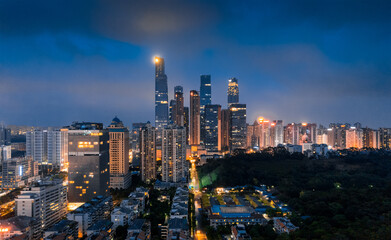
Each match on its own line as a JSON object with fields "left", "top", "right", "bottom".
{"left": 0, "top": 0, "right": 390, "bottom": 127}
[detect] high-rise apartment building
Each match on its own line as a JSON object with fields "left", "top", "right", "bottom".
{"left": 299, "top": 123, "right": 317, "bottom": 144}
{"left": 155, "top": 57, "right": 169, "bottom": 129}
{"left": 272, "top": 120, "right": 284, "bottom": 146}
{"left": 66, "top": 122, "right": 109, "bottom": 203}
{"left": 284, "top": 123, "right": 300, "bottom": 145}
{"left": 204, "top": 105, "right": 221, "bottom": 152}
{"left": 169, "top": 99, "right": 177, "bottom": 124}
{"left": 227, "top": 78, "right": 239, "bottom": 106}
{"left": 0, "top": 124, "right": 11, "bottom": 146}
{"left": 346, "top": 127, "right": 363, "bottom": 149}
{"left": 140, "top": 122, "right": 156, "bottom": 182}
{"left": 229, "top": 104, "right": 247, "bottom": 150}
{"left": 184, "top": 107, "right": 190, "bottom": 144}
{"left": 26, "top": 130, "right": 65, "bottom": 167}
{"left": 174, "top": 90, "right": 184, "bottom": 126}
{"left": 379, "top": 128, "right": 391, "bottom": 149}
{"left": 162, "top": 125, "right": 187, "bottom": 183}
{"left": 108, "top": 117, "right": 131, "bottom": 190}
{"left": 220, "top": 109, "right": 231, "bottom": 152}
{"left": 16, "top": 180, "right": 67, "bottom": 231}
{"left": 190, "top": 90, "right": 201, "bottom": 146}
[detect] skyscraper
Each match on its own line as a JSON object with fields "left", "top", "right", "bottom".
{"left": 155, "top": 57, "right": 168, "bottom": 129}
{"left": 174, "top": 89, "right": 184, "bottom": 126}
{"left": 184, "top": 107, "right": 190, "bottom": 144}
{"left": 0, "top": 124, "right": 11, "bottom": 146}
{"left": 200, "top": 75, "right": 212, "bottom": 144}
{"left": 108, "top": 117, "right": 131, "bottom": 190}
{"left": 220, "top": 109, "right": 231, "bottom": 152}
{"left": 229, "top": 104, "right": 247, "bottom": 150}
{"left": 140, "top": 122, "right": 156, "bottom": 182}
{"left": 190, "top": 90, "right": 201, "bottom": 146}
{"left": 169, "top": 99, "right": 177, "bottom": 124}
{"left": 227, "top": 78, "right": 239, "bottom": 106}
{"left": 174, "top": 85, "right": 183, "bottom": 94}
{"left": 204, "top": 105, "right": 221, "bottom": 152}
{"left": 161, "top": 125, "right": 186, "bottom": 183}
{"left": 66, "top": 122, "right": 109, "bottom": 203}
{"left": 272, "top": 120, "right": 284, "bottom": 146}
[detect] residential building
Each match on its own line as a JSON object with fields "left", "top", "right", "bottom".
{"left": 1, "top": 157, "right": 38, "bottom": 190}
{"left": 231, "top": 224, "right": 251, "bottom": 240}
{"left": 43, "top": 220, "right": 78, "bottom": 240}
{"left": 140, "top": 122, "right": 156, "bottom": 182}
{"left": 346, "top": 127, "right": 363, "bottom": 149}
{"left": 67, "top": 196, "right": 113, "bottom": 238}
{"left": 162, "top": 126, "right": 187, "bottom": 183}
{"left": 190, "top": 90, "right": 200, "bottom": 146}
{"left": 16, "top": 180, "right": 67, "bottom": 232}
{"left": 108, "top": 117, "right": 131, "bottom": 190}
{"left": 220, "top": 109, "right": 230, "bottom": 152}
{"left": 0, "top": 216, "right": 37, "bottom": 240}
{"left": 273, "top": 217, "right": 298, "bottom": 234}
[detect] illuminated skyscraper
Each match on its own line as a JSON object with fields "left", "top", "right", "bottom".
{"left": 346, "top": 127, "right": 363, "bottom": 149}
{"left": 169, "top": 99, "right": 176, "bottom": 124}
{"left": 229, "top": 104, "right": 246, "bottom": 150}
{"left": 155, "top": 57, "right": 168, "bottom": 129}
{"left": 66, "top": 122, "right": 109, "bottom": 203}
{"left": 162, "top": 125, "right": 186, "bottom": 183}
{"left": 227, "top": 78, "right": 239, "bottom": 106}
{"left": 190, "top": 90, "right": 200, "bottom": 146}
{"left": 200, "top": 75, "right": 211, "bottom": 144}
{"left": 174, "top": 88, "right": 184, "bottom": 126}
{"left": 140, "top": 122, "right": 156, "bottom": 182}
{"left": 108, "top": 117, "right": 131, "bottom": 189}
{"left": 184, "top": 107, "right": 189, "bottom": 144}
{"left": 204, "top": 105, "right": 221, "bottom": 152}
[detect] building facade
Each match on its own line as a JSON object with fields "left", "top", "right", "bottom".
{"left": 204, "top": 105, "right": 221, "bottom": 152}
{"left": 66, "top": 122, "right": 110, "bottom": 203}
{"left": 161, "top": 126, "right": 187, "bottom": 183}
{"left": 229, "top": 104, "right": 247, "bottom": 150}
{"left": 108, "top": 117, "right": 131, "bottom": 190}
{"left": 140, "top": 122, "right": 156, "bottom": 182}
{"left": 190, "top": 90, "right": 201, "bottom": 146}
{"left": 155, "top": 57, "right": 169, "bottom": 129}
{"left": 227, "top": 78, "right": 239, "bottom": 106}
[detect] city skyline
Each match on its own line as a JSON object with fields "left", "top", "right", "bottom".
{"left": 1, "top": 1, "right": 391, "bottom": 128}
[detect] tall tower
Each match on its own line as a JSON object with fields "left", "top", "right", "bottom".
{"left": 108, "top": 117, "right": 131, "bottom": 189}
{"left": 227, "top": 78, "right": 239, "bottom": 106}
{"left": 200, "top": 75, "right": 211, "bottom": 144}
{"left": 190, "top": 90, "right": 201, "bottom": 146}
{"left": 220, "top": 109, "right": 231, "bottom": 152}
{"left": 229, "top": 104, "right": 247, "bottom": 150}
{"left": 155, "top": 57, "right": 168, "bottom": 129}
{"left": 140, "top": 122, "right": 156, "bottom": 182}
{"left": 204, "top": 105, "right": 221, "bottom": 152}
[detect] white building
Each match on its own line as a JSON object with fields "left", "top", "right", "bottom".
{"left": 110, "top": 207, "right": 133, "bottom": 229}
{"left": 0, "top": 145, "right": 11, "bottom": 163}
{"left": 26, "top": 130, "right": 66, "bottom": 168}
{"left": 16, "top": 180, "right": 67, "bottom": 232}
{"left": 162, "top": 125, "right": 187, "bottom": 183}
{"left": 273, "top": 217, "right": 298, "bottom": 234}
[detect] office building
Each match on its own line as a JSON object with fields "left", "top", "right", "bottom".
{"left": 0, "top": 124, "right": 11, "bottom": 146}
{"left": 204, "top": 105, "right": 221, "bottom": 152}
{"left": 200, "top": 75, "right": 212, "bottom": 143}
{"left": 190, "top": 90, "right": 201, "bottom": 146}
{"left": 0, "top": 145, "right": 11, "bottom": 163}
{"left": 108, "top": 117, "right": 131, "bottom": 190}
{"left": 66, "top": 122, "right": 109, "bottom": 203}
{"left": 140, "top": 122, "right": 156, "bottom": 182}
{"left": 154, "top": 57, "right": 169, "bottom": 129}
{"left": 227, "top": 78, "right": 239, "bottom": 106}
{"left": 16, "top": 180, "right": 67, "bottom": 231}
{"left": 162, "top": 125, "right": 187, "bottom": 183}
{"left": 220, "top": 109, "right": 231, "bottom": 152}
{"left": 229, "top": 104, "right": 247, "bottom": 150}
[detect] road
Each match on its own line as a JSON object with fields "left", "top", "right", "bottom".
{"left": 0, "top": 200, "right": 15, "bottom": 217}
{"left": 190, "top": 162, "right": 207, "bottom": 240}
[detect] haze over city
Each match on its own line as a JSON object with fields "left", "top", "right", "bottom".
{"left": 1, "top": 0, "right": 390, "bottom": 127}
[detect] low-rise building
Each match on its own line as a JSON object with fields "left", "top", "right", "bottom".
{"left": 67, "top": 196, "right": 113, "bottom": 238}
{"left": 127, "top": 219, "right": 150, "bottom": 240}
{"left": 111, "top": 207, "right": 134, "bottom": 229}
{"left": 273, "top": 217, "right": 298, "bottom": 234}
{"left": 231, "top": 224, "right": 251, "bottom": 240}
{"left": 86, "top": 220, "right": 113, "bottom": 238}
{"left": 285, "top": 145, "right": 302, "bottom": 154}
{"left": 43, "top": 220, "right": 78, "bottom": 240}
{"left": 0, "top": 216, "right": 37, "bottom": 240}
{"left": 166, "top": 218, "right": 189, "bottom": 240}
{"left": 209, "top": 205, "right": 266, "bottom": 228}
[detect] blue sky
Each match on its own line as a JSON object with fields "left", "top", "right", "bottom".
{"left": 0, "top": 0, "right": 390, "bottom": 128}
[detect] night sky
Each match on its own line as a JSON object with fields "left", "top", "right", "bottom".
{"left": 1, "top": 0, "right": 390, "bottom": 128}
